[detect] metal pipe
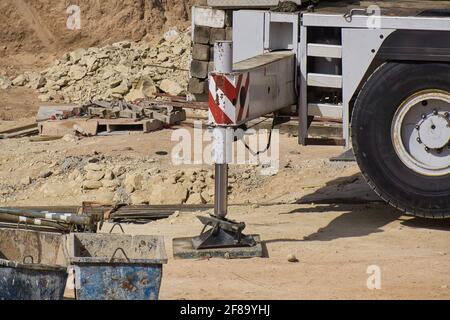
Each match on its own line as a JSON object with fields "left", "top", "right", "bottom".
{"left": 0, "top": 208, "right": 91, "bottom": 226}
{"left": 0, "top": 213, "right": 68, "bottom": 231}
{"left": 214, "top": 164, "right": 229, "bottom": 218}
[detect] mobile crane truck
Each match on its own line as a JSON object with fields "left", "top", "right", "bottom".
{"left": 175, "top": 0, "right": 450, "bottom": 256}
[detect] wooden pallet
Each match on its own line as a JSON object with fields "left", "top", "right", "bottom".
{"left": 38, "top": 118, "right": 165, "bottom": 136}
{"left": 97, "top": 118, "right": 164, "bottom": 133}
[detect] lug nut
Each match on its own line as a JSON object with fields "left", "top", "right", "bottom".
{"left": 433, "top": 109, "right": 438, "bottom": 115}
{"left": 421, "top": 114, "right": 427, "bottom": 119}
{"left": 417, "top": 137, "right": 422, "bottom": 144}
{"left": 425, "top": 147, "right": 430, "bottom": 152}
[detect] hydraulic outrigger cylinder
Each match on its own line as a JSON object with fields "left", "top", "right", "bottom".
{"left": 192, "top": 41, "right": 256, "bottom": 250}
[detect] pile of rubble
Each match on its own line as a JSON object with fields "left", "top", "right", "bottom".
{"left": 4, "top": 29, "right": 191, "bottom": 103}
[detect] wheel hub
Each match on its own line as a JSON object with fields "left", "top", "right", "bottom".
{"left": 391, "top": 90, "right": 450, "bottom": 176}
{"left": 417, "top": 113, "right": 450, "bottom": 150}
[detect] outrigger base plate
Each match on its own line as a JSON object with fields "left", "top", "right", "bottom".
{"left": 173, "top": 216, "right": 263, "bottom": 260}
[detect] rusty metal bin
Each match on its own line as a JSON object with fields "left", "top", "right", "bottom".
{"left": 65, "top": 233, "right": 167, "bottom": 300}
{"left": 0, "top": 229, "right": 68, "bottom": 300}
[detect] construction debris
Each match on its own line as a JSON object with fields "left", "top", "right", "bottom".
{"left": 36, "top": 99, "right": 187, "bottom": 137}
{"left": 4, "top": 30, "right": 191, "bottom": 104}
{"left": 0, "top": 123, "right": 39, "bottom": 139}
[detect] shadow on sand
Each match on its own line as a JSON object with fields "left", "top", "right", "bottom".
{"left": 263, "top": 173, "right": 450, "bottom": 244}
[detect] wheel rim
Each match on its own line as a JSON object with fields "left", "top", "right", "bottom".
{"left": 392, "top": 90, "right": 450, "bottom": 177}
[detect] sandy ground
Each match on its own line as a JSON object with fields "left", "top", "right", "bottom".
{"left": 102, "top": 202, "right": 450, "bottom": 300}
{"left": 0, "top": 116, "right": 449, "bottom": 300}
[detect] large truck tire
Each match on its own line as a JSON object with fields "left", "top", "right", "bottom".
{"left": 352, "top": 62, "right": 450, "bottom": 218}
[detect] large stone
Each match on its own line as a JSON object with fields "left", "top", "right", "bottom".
{"left": 69, "top": 49, "right": 86, "bottom": 63}
{"left": 159, "top": 79, "right": 184, "bottom": 96}
{"left": 111, "top": 80, "right": 130, "bottom": 95}
{"left": 84, "top": 163, "right": 104, "bottom": 171}
{"left": 82, "top": 180, "right": 103, "bottom": 190}
{"left": 186, "top": 192, "right": 206, "bottom": 205}
{"left": 123, "top": 174, "right": 143, "bottom": 193}
{"left": 69, "top": 65, "right": 87, "bottom": 81}
{"left": 0, "top": 76, "right": 12, "bottom": 90}
{"left": 27, "top": 72, "right": 46, "bottom": 89}
{"left": 12, "top": 74, "right": 27, "bottom": 86}
{"left": 130, "top": 190, "right": 150, "bottom": 205}
{"left": 85, "top": 170, "right": 105, "bottom": 181}
{"left": 148, "top": 183, "right": 188, "bottom": 205}
{"left": 125, "top": 77, "right": 157, "bottom": 101}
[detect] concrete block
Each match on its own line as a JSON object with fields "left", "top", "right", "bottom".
{"left": 192, "top": 43, "right": 210, "bottom": 61}
{"left": 210, "top": 28, "right": 227, "bottom": 44}
{"left": 188, "top": 78, "right": 207, "bottom": 94}
{"left": 193, "top": 25, "right": 211, "bottom": 45}
{"left": 193, "top": 6, "right": 226, "bottom": 28}
{"left": 190, "top": 60, "right": 209, "bottom": 79}
{"left": 225, "top": 27, "right": 233, "bottom": 41}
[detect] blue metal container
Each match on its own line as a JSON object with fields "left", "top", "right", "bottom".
{"left": 0, "top": 229, "right": 68, "bottom": 300}
{"left": 65, "top": 233, "right": 167, "bottom": 300}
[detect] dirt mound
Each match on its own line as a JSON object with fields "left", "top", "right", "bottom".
{"left": 0, "top": 0, "right": 201, "bottom": 73}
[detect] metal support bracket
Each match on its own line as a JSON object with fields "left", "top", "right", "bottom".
{"left": 192, "top": 215, "right": 256, "bottom": 250}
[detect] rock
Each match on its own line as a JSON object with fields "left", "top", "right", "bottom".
{"left": 84, "top": 163, "right": 104, "bottom": 171}
{"left": 38, "top": 94, "right": 53, "bottom": 102}
{"left": 102, "top": 179, "right": 119, "bottom": 191}
{"left": 125, "top": 77, "right": 157, "bottom": 101}
{"left": 103, "top": 170, "right": 114, "bottom": 181}
{"left": 186, "top": 192, "right": 206, "bottom": 205}
{"left": 130, "top": 191, "right": 150, "bottom": 205}
{"left": 39, "top": 170, "right": 53, "bottom": 179}
{"left": 123, "top": 174, "right": 143, "bottom": 193}
{"left": 69, "top": 169, "right": 82, "bottom": 181}
{"left": 287, "top": 254, "right": 299, "bottom": 263}
{"left": 85, "top": 170, "right": 105, "bottom": 181}
{"left": 201, "top": 191, "right": 212, "bottom": 203}
{"left": 12, "top": 74, "right": 27, "bottom": 86}
{"left": 148, "top": 183, "right": 188, "bottom": 205}
{"left": 90, "top": 189, "right": 115, "bottom": 202}
{"left": 82, "top": 180, "right": 103, "bottom": 190}
{"left": 62, "top": 134, "right": 78, "bottom": 142}
{"left": 0, "top": 76, "right": 12, "bottom": 90}
{"left": 20, "top": 176, "right": 32, "bottom": 186}
{"left": 111, "top": 80, "right": 130, "bottom": 95}
{"left": 69, "top": 49, "right": 86, "bottom": 63}
{"left": 27, "top": 72, "right": 46, "bottom": 89}
{"left": 68, "top": 65, "right": 87, "bottom": 81}
{"left": 164, "top": 28, "right": 179, "bottom": 42}
{"left": 113, "top": 41, "right": 132, "bottom": 49}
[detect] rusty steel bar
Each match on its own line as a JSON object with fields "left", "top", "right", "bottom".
{"left": 0, "top": 208, "right": 91, "bottom": 226}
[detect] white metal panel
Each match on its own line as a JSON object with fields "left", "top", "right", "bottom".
{"left": 341, "top": 28, "right": 395, "bottom": 148}
{"left": 307, "top": 44, "right": 342, "bottom": 59}
{"left": 208, "top": 0, "right": 302, "bottom": 8}
{"left": 308, "top": 103, "right": 343, "bottom": 119}
{"left": 303, "top": 13, "right": 450, "bottom": 31}
{"left": 233, "top": 11, "right": 265, "bottom": 63}
{"left": 308, "top": 73, "right": 343, "bottom": 88}
{"left": 299, "top": 25, "right": 308, "bottom": 145}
